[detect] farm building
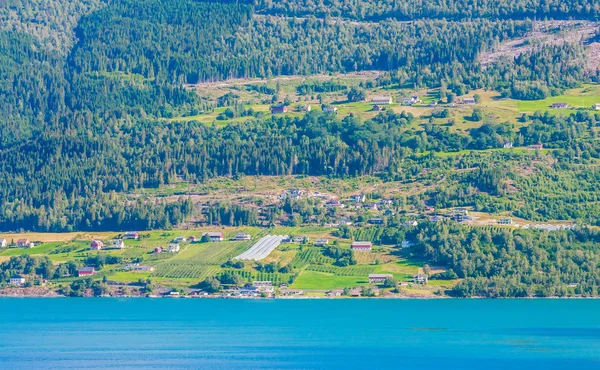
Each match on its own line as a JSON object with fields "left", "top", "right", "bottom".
{"left": 498, "top": 218, "right": 513, "bottom": 225}
{"left": 174, "top": 236, "right": 187, "bottom": 242}
{"left": 369, "top": 274, "right": 393, "bottom": 284}
{"left": 322, "top": 105, "right": 338, "bottom": 113}
{"left": 132, "top": 265, "right": 155, "bottom": 272}
{"left": 462, "top": 97, "right": 476, "bottom": 104}
{"left": 154, "top": 247, "right": 163, "bottom": 254}
{"left": 593, "top": 104, "right": 600, "bottom": 110}
{"left": 371, "top": 96, "right": 393, "bottom": 105}
{"left": 372, "top": 104, "right": 383, "bottom": 111}
{"left": 78, "top": 267, "right": 96, "bottom": 277}
{"left": 168, "top": 243, "right": 180, "bottom": 253}
{"left": 203, "top": 232, "right": 224, "bottom": 242}
{"left": 124, "top": 231, "right": 139, "bottom": 240}
{"left": 351, "top": 241, "right": 372, "bottom": 252}
{"left": 314, "top": 238, "right": 329, "bottom": 246}
{"left": 271, "top": 105, "right": 288, "bottom": 114}
{"left": 301, "top": 104, "right": 311, "bottom": 112}
{"left": 403, "top": 96, "right": 419, "bottom": 105}
{"left": 112, "top": 240, "right": 126, "bottom": 249}
{"left": 528, "top": 144, "right": 543, "bottom": 150}
{"left": 503, "top": 142, "right": 513, "bottom": 149}
{"left": 368, "top": 218, "right": 384, "bottom": 225}
{"left": 551, "top": 102, "right": 568, "bottom": 109}
{"left": 413, "top": 274, "right": 428, "bottom": 284}
{"left": 0, "top": 239, "right": 6, "bottom": 248}
{"left": 233, "top": 233, "right": 251, "bottom": 241}
{"left": 10, "top": 275, "right": 26, "bottom": 286}
{"left": 188, "top": 236, "right": 197, "bottom": 243}
{"left": 16, "top": 239, "right": 34, "bottom": 248}
{"left": 90, "top": 240, "right": 104, "bottom": 250}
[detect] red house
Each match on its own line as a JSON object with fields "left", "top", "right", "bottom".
{"left": 351, "top": 241, "right": 372, "bottom": 252}
{"left": 78, "top": 267, "right": 95, "bottom": 277}
{"left": 90, "top": 240, "right": 104, "bottom": 250}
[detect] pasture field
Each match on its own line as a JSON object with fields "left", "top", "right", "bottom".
{"left": 292, "top": 271, "right": 369, "bottom": 290}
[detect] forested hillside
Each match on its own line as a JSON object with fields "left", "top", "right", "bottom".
{"left": 0, "top": 0, "right": 598, "bottom": 231}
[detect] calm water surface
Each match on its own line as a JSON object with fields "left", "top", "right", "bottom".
{"left": 0, "top": 298, "right": 599, "bottom": 369}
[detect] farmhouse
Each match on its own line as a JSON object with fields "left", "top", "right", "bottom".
{"left": 551, "top": 102, "right": 568, "bottom": 109}
{"left": 503, "top": 142, "right": 513, "bottom": 149}
{"left": 371, "top": 96, "right": 393, "bottom": 105}
{"left": 327, "top": 289, "right": 344, "bottom": 297}
{"left": 233, "top": 233, "right": 251, "bottom": 241}
{"left": 322, "top": 105, "right": 338, "bottom": 113}
{"left": 0, "top": 239, "right": 6, "bottom": 248}
{"left": 78, "top": 267, "right": 96, "bottom": 277}
{"left": 498, "top": 218, "right": 513, "bottom": 225}
{"left": 462, "top": 97, "right": 476, "bottom": 104}
{"left": 528, "top": 143, "right": 543, "bottom": 150}
{"left": 368, "top": 218, "right": 384, "bottom": 225}
{"left": 314, "top": 238, "right": 329, "bottom": 246}
{"left": 10, "top": 275, "right": 26, "bottom": 286}
{"left": 16, "top": 239, "right": 34, "bottom": 248}
{"left": 593, "top": 104, "right": 600, "bottom": 110}
{"left": 90, "top": 240, "right": 104, "bottom": 251}
{"left": 413, "top": 274, "right": 428, "bottom": 284}
{"left": 369, "top": 274, "right": 393, "bottom": 284}
{"left": 403, "top": 96, "right": 419, "bottom": 105}
{"left": 132, "top": 265, "right": 155, "bottom": 272}
{"left": 351, "top": 194, "right": 366, "bottom": 203}
{"left": 174, "top": 236, "right": 187, "bottom": 243}
{"left": 124, "top": 231, "right": 139, "bottom": 240}
{"left": 203, "top": 232, "right": 224, "bottom": 242}
{"left": 351, "top": 241, "right": 372, "bottom": 252}
{"left": 168, "top": 243, "right": 180, "bottom": 253}
{"left": 271, "top": 105, "right": 288, "bottom": 114}
{"left": 112, "top": 239, "right": 126, "bottom": 249}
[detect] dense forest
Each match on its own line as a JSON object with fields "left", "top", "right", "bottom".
{"left": 0, "top": 0, "right": 598, "bottom": 231}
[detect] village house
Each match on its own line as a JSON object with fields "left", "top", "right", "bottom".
{"left": 325, "top": 199, "right": 344, "bottom": 208}
{"left": 369, "top": 274, "right": 393, "bottom": 284}
{"left": 123, "top": 231, "right": 139, "bottom": 240}
{"left": 368, "top": 218, "right": 384, "bottom": 225}
{"left": 271, "top": 105, "right": 288, "bottom": 114}
{"left": 322, "top": 105, "right": 338, "bottom": 113}
{"left": 351, "top": 194, "right": 366, "bottom": 203}
{"left": 78, "top": 267, "right": 96, "bottom": 277}
{"left": 292, "top": 236, "right": 308, "bottom": 243}
{"left": 10, "top": 275, "right": 26, "bottom": 286}
{"left": 233, "top": 233, "right": 251, "bottom": 241}
{"left": 0, "top": 238, "right": 7, "bottom": 248}
{"left": 403, "top": 220, "right": 418, "bottom": 227}
{"left": 429, "top": 215, "right": 447, "bottom": 222}
{"left": 371, "top": 96, "right": 393, "bottom": 105}
{"left": 403, "top": 96, "right": 419, "bottom": 105}
{"left": 378, "top": 199, "right": 393, "bottom": 207}
{"left": 174, "top": 236, "right": 187, "bottom": 243}
{"left": 168, "top": 243, "right": 180, "bottom": 253}
{"left": 528, "top": 143, "right": 543, "bottom": 150}
{"left": 339, "top": 218, "right": 353, "bottom": 226}
{"left": 551, "top": 102, "right": 568, "bottom": 109}
{"left": 364, "top": 203, "right": 378, "bottom": 211}
{"left": 351, "top": 241, "right": 372, "bottom": 252}
{"left": 498, "top": 218, "right": 513, "bottom": 225}
{"left": 372, "top": 104, "right": 383, "bottom": 111}
{"left": 413, "top": 274, "right": 428, "bottom": 284}
{"left": 90, "top": 240, "right": 104, "bottom": 251}
{"left": 203, "top": 232, "right": 224, "bottom": 242}
{"left": 401, "top": 239, "right": 413, "bottom": 249}
{"left": 593, "top": 103, "right": 600, "bottom": 110}
{"left": 462, "top": 97, "right": 476, "bottom": 104}
{"left": 503, "top": 142, "right": 513, "bottom": 149}
{"left": 16, "top": 239, "right": 34, "bottom": 248}
{"left": 313, "top": 238, "right": 329, "bottom": 246}
{"left": 327, "top": 289, "right": 344, "bottom": 297}
{"left": 112, "top": 239, "right": 126, "bottom": 249}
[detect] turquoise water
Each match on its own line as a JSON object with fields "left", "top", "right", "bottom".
{"left": 0, "top": 299, "right": 599, "bottom": 369}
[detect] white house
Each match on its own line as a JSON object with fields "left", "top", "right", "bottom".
{"left": 233, "top": 233, "right": 251, "bottom": 241}
{"left": 168, "top": 243, "right": 180, "bottom": 253}
{"left": 10, "top": 275, "right": 26, "bottom": 286}
{"left": 112, "top": 240, "right": 126, "bottom": 249}
{"left": 0, "top": 239, "right": 6, "bottom": 248}
{"left": 322, "top": 106, "right": 338, "bottom": 113}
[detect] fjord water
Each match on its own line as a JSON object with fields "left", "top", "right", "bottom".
{"left": 0, "top": 299, "right": 599, "bottom": 369}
